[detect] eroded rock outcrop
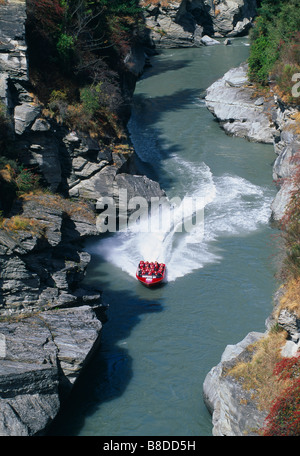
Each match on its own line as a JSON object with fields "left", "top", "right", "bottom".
{"left": 0, "top": 304, "right": 102, "bottom": 436}
{"left": 205, "top": 63, "right": 277, "bottom": 143}
{"left": 0, "top": 187, "right": 105, "bottom": 436}
{"left": 140, "top": 0, "right": 257, "bottom": 48}
{"left": 0, "top": 193, "right": 99, "bottom": 315}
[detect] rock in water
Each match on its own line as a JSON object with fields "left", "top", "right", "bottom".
{"left": 200, "top": 35, "right": 221, "bottom": 46}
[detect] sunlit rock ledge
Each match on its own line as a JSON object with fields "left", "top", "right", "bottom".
{"left": 205, "top": 63, "right": 276, "bottom": 144}
{"left": 140, "top": 0, "right": 257, "bottom": 49}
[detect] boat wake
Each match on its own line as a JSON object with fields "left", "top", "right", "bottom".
{"left": 89, "top": 157, "right": 273, "bottom": 282}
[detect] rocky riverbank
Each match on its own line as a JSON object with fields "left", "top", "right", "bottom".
{"left": 203, "top": 63, "right": 300, "bottom": 436}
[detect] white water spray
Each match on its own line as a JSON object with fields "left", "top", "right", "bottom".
{"left": 91, "top": 154, "right": 273, "bottom": 282}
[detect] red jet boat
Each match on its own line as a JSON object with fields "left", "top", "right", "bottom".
{"left": 136, "top": 261, "right": 166, "bottom": 287}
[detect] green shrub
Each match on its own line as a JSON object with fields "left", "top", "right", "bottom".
{"left": 80, "top": 85, "right": 101, "bottom": 116}
{"left": 15, "top": 166, "right": 40, "bottom": 196}
{"left": 56, "top": 33, "right": 75, "bottom": 63}
{"left": 248, "top": 0, "right": 300, "bottom": 87}
{"left": 248, "top": 31, "right": 278, "bottom": 84}
{"left": 47, "top": 89, "right": 69, "bottom": 122}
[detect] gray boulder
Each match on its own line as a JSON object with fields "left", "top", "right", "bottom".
{"left": 200, "top": 35, "right": 220, "bottom": 45}
{"left": 271, "top": 181, "right": 294, "bottom": 222}
{"left": 14, "top": 103, "right": 41, "bottom": 135}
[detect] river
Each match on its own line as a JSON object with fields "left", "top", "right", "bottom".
{"left": 49, "top": 38, "right": 278, "bottom": 436}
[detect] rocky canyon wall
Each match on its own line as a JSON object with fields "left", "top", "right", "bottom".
{"left": 140, "top": 0, "right": 257, "bottom": 48}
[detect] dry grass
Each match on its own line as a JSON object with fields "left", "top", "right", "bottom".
{"left": 226, "top": 330, "right": 290, "bottom": 411}
{"left": 287, "top": 112, "right": 300, "bottom": 135}
{"left": 21, "top": 190, "right": 96, "bottom": 224}
{"left": 0, "top": 164, "right": 14, "bottom": 183}
{"left": 275, "top": 278, "right": 300, "bottom": 319}
{"left": 140, "top": 0, "right": 172, "bottom": 7}
{"left": 0, "top": 188, "right": 96, "bottom": 237}
{"left": 0, "top": 215, "right": 46, "bottom": 235}
{"left": 113, "top": 143, "right": 134, "bottom": 155}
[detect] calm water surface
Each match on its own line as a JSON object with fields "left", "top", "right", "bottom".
{"left": 49, "top": 39, "right": 278, "bottom": 436}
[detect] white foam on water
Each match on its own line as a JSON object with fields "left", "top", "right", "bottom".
{"left": 205, "top": 174, "right": 273, "bottom": 240}
{"left": 91, "top": 156, "right": 273, "bottom": 282}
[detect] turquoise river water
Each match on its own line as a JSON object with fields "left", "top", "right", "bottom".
{"left": 49, "top": 38, "right": 279, "bottom": 437}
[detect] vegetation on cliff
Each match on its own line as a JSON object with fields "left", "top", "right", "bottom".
{"left": 227, "top": 330, "right": 300, "bottom": 435}
{"left": 26, "top": 0, "right": 144, "bottom": 138}
{"left": 248, "top": 0, "right": 300, "bottom": 105}
{"left": 262, "top": 359, "right": 300, "bottom": 435}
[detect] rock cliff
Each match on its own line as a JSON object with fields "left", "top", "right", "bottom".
{"left": 0, "top": 304, "right": 102, "bottom": 435}
{"left": 205, "top": 63, "right": 277, "bottom": 143}
{"left": 203, "top": 63, "right": 300, "bottom": 435}
{"left": 0, "top": 189, "right": 105, "bottom": 434}
{"left": 140, "top": 0, "right": 257, "bottom": 48}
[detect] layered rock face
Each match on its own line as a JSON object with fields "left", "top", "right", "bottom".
{"left": 0, "top": 203, "right": 105, "bottom": 435}
{"left": 0, "top": 1, "right": 103, "bottom": 316}
{"left": 141, "top": 0, "right": 257, "bottom": 48}
{"left": 0, "top": 194, "right": 99, "bottom": 315}
{"left": 0, "top": 0, "right": 27, "bottom": 81}
{"left": 0, "top": 304, "right": 102, "bottom": 435}
{"left": 203, "top": 292, "right": 300, "bottom": 436}
{"left": 0, "top": 1, "right": 164, "bottom": 212}
{"left": 0, "top": 189, "right": 104, "bottom": 435}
